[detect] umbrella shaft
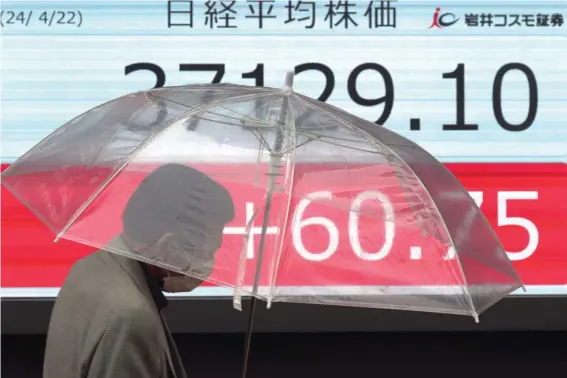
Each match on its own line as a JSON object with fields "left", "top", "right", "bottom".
{"left": 251, "top": 93, "right": 288, "bottom": 295}
{"left": 251, "top": 167, "right": 277, "bottom": 294}
{"left": 242, "top": 88, "right": 290, "bottom": 378}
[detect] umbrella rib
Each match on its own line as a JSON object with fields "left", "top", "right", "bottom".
{"left": 281, "top": 137, "right": 314, "bottom": 154}
{"left": 191, "top": 116, "right": 267, "bottom": 129}
{"left": 221, "top": 102, "right": 273, "bottom": 124}
{"left": 245, "top": 97, "right": 279, "bottom": 152}
{"left": 200, "top": 111, "right": 271, "bottom": 126}
{"left": 299, "top": 129, "right": 381, "bottom": 144}
{"left": 240, "top": 94, "right": 268, "bottom": 122}
{"left": 297, "top": 96, "right": 479, "bottom": 319}
{"left": 254, "top": 129, "right": 275, "bottom": 152}
{"left": 85, "top": 99, "right": 164, "bottom": 168}
{"left": 55, "top": 91, "right": 277, "bottom": 241}
{"left": 151, "top": 83, "right": 272, "bottom": 94}
{"left": 150, "top": 90, "right": 291, "bottom": 153}
{"left": 147, "top": 92, "right": 272, "bottom": 126}
{"left": 301, "top": 128, "right": 417, "bottom": 149}
{"left": 295, "top": 133, "right": 382, "bottom": 155}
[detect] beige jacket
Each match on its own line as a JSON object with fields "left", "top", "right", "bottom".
{"left": 43, "top": 238, "right": 187, "bottom": 378}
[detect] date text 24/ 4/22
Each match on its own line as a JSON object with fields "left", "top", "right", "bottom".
{"left": 0, "top": 10, "right": 83, "bottom": 27}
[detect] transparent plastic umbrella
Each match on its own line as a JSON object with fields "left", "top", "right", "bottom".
{"left": 1, "top": 72, "right": 523, "bottom": 321}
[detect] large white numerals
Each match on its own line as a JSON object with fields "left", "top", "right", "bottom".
{"left": 498, "top": 191, "right": 539, "bottom": 261}
{"left": 349, "top": 190, "right": 395, "bottom": 261}
{"left": 293, "top": 190, "right": 395, "bottom": 262}
{"left": 290, "top": 189, "right": 538, "bottom": 262}
{"left": 292, "top": 191, "right": 339, "bottom": 262}
{"left": 444, "top": 191, "right": 538, "bottom": 261}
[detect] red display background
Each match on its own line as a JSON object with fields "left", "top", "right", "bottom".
{"left": 1, "top": 163, "right": 566, "bottom": 289}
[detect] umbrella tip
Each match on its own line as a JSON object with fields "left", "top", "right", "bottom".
{"left": 283, "top": 71, "right": 294, "bottom": 91}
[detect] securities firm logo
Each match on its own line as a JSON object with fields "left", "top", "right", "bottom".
{"left": 428, "top": 7, "right": 460, "bottom": 29}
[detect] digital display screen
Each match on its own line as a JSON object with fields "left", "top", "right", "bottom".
{"left": 1, "top": 0, "right": 566, "bottom": 298}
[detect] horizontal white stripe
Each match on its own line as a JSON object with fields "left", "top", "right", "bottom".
{"left": 2, "top": 140, "right": 567, "bottom": 165}
{"left": 2, "top": 285, "right": 565, "bottom": 299}
{"left": 5, "top": 35, "right": 563, "bottom": 42}
{"left": 8, "top": 0, "right": 544, "bottom": 3}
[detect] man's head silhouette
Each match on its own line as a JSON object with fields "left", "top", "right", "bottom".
{"left": 122, "top": 163, "right": 234, "bottom": 287}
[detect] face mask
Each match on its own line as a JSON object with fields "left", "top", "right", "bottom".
{"left": 162, "top": 274, "right": 202, "bottom": 293}
{"left": 130, "top": 231, "right": 218, "bottom": 293}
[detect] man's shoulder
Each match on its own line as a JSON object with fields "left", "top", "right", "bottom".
{"left": 111, "top": 297, "right": 158, "bottom": 323}
{"left": 65, "top": 250, "right": 129, "bottom": 288}
{"left": 64, "top": 273, "right": 158, "bottom": 338}
{"left": 65, "top": 250, "right": 108, "bottom": 279}
{"left": 75, "top": 253, "right": 158, "bottom": 324}
{"left": 59, "top": 251, "right": 149, "bottom": 312}
{"left": 69, "top": 249, "right": 112, "bottom": 270}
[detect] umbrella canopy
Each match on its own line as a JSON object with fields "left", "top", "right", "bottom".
{"left": 1, "top": 73, "right": 523, "bottom": 321}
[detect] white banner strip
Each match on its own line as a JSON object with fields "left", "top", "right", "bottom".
{"left": 2, "top": 285, "right": 566, "bottom": 299}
